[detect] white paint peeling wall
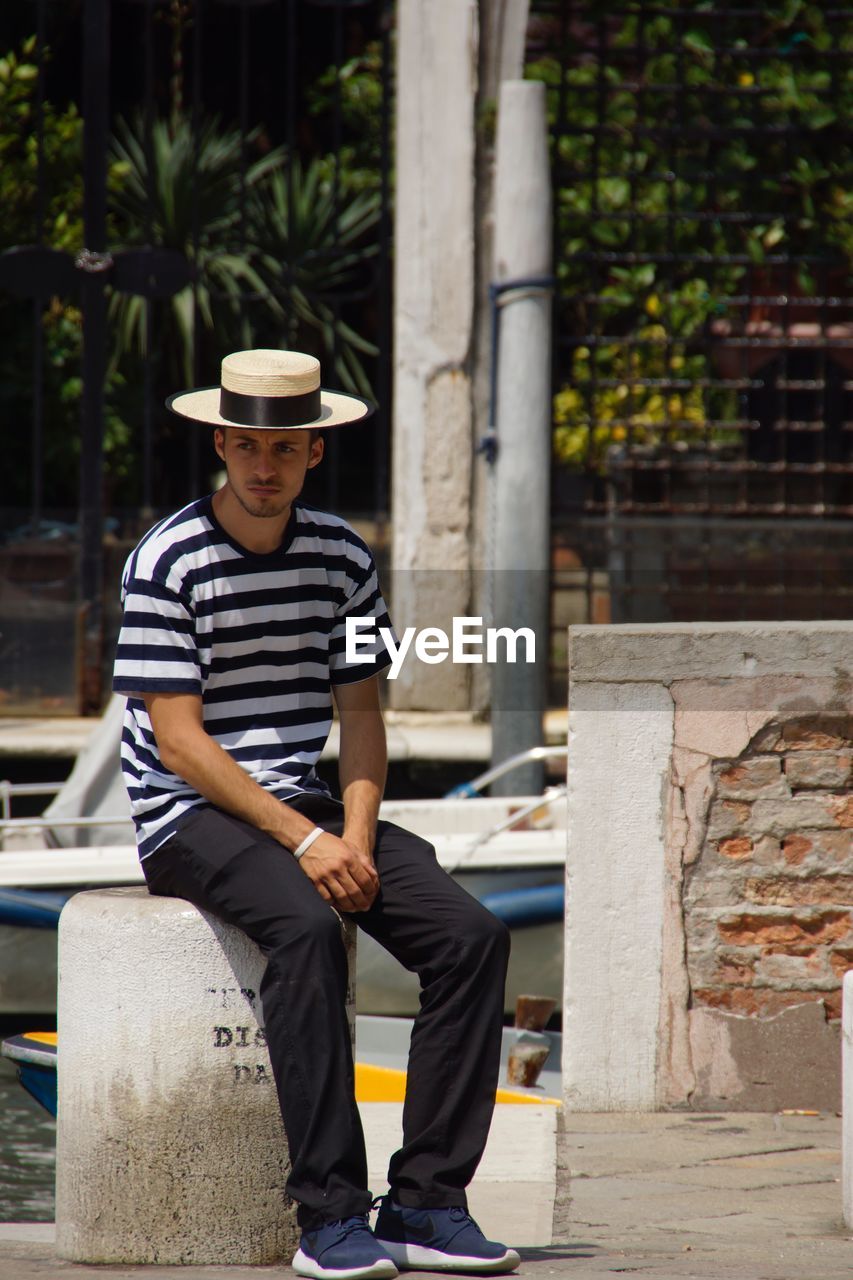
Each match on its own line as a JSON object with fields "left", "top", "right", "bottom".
{"left": 563, "top": 679, "right": 673, "bottom": 1110}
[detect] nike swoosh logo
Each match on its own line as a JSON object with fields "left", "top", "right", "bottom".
{"left": 392, "top": 1216, "right": 436, "bottom": 1244}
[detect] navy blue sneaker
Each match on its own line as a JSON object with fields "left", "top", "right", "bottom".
{"left": 293, "top": 1214, "right": 399, "bottom": 1280}
{"left": 373, "top": 1198, "right": 520, "bottom": 1273}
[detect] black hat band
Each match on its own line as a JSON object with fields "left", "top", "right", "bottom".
{"left": 219, "top": 385, "right": 322, "bottom": 427}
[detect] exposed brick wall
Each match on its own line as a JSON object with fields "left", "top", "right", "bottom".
{"left": 683, "top": 716, "right": 853, "bottom": 1021}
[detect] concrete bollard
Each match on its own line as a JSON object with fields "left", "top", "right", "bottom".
{"left": 55, "top": 886, "right": 356, "bottom": 1265}
{"left": 844, "top": 971, "right": 853, "bottom": 1229}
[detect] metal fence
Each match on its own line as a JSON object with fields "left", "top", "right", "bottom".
{"left": 0, "top": 0, "right": 393, "bottom": 714}
{"left": 529, "top": 1, "right": 853, "bottom": 694}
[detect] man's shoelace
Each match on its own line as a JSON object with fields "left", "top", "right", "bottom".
{"left": 371, "top": 1199, "right": 484, "bottom": 1239}
{"left": 446, "top": 1207, "right": 487, "bottom": 1241}
{"left": 327, "top": 1214, "right": 372, "bottom": 1238}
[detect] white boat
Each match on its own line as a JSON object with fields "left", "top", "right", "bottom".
{"left": 0, "top": 704, "right": 567, "bottom": 1017}
{"left": 1, "top": 1013, "right": 562, "bottom": 1118}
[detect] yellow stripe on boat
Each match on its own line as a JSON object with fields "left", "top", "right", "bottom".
{"left": 355, "top": 1062, "right": 560, "bottom": 1107}
{"left": 22, "top": 1032, "right": 57, "bottom": 1048}
{"left": 5, "top": 1035, "right": 561, "bottom": 1107}
{"left": 495, "top": 1085, "right": 560, "bottom": 1107}
{"left": 355, "top": 1063, "right": 407, "bottom": 1102}
{"left": 1, "top": 1031, "right": 58, "bottom": 1070}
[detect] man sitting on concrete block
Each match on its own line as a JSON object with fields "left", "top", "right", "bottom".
{"left": 112, "top": 349, "right": 519, "bottom": 1280}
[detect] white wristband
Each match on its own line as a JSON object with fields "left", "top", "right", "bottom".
{"left": 292, "top": 826, "right": 324, "bottom": 860}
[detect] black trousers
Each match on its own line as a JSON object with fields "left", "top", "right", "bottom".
{"left": 141, "top": 794, "right": 511, "bottom": 1230}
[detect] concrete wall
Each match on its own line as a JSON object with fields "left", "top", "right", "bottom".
{"left": 563, "top": 622, "right": 853, "bottom": 1112}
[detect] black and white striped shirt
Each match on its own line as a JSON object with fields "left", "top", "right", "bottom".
{"left": 113, "top": 495, "right": 392, "bottom": 859}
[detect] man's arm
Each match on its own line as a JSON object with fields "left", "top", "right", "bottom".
{"left": 143, "top": 691, "right": 380, "bottom": 912}
{"left": 332, "top": 674, "right": 388, "bottom": 859}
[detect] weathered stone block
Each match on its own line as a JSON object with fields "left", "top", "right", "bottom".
{"left": 683, "top": 871, "right": 744, "bottom": 909}
{"left": 686, "top": 948, "right": 731, "bottom": 988}
{"left": 56, "top": 887, "right": 356, "bottom": 1265}
{"left": 784, "top": 751, "right": 851, "bottom": 791}
{"left": 783, "top": 829, "right": 852, "bottom": 866}
{"left": 778, "top": 719, "right": 853, "bottom": 752}
{"left": 717, "top": 910, "right": 853, "bottom": 950}
{"left": 569, "top": 623, "right": 853, "bottom": 684}
{"left": 692, "top": 987, "right": 822, "bottom": 1018}
{"left": 744, "top": 875, "right": 853, "bottom": 908}
{"left": 753, "top": 834, "right": 783, "bottom": 866}
{"left": 685, "top": 909, "right": 734, "bottom": 956}
{"left": 714, "top": 955, "right": 757, "bottom": 987}
{"left": 835, "top": 796, "right": 853, "bottom": 828}
{"left": 706, "top": 799, "right": 752, "bottom": 839}
{"left": 753, "top": 951, "right": 827, "bottom": 986}
{"left": 716, "top": 756, "right": 787, "bottom": 799}
{"left": 748, "top": 795, "right": 841, "bottom": 837}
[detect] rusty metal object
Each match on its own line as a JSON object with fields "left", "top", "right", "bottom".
{"left": 506, "top": 1033, "right": 552, "bottom": 1087}
{"left": 506, "top": 993, "right": 558, "bottom": 1088}
{"left": 514, "top": 993, "right": 557, "bottom": 1031}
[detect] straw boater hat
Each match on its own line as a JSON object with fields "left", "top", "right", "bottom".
{"left": 166, "top": 349, "right": 374, "bottom": 430}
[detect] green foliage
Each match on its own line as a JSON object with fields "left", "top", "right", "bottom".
{"left": 0, "top": 31, "right": 385, "bottom": 509}
{"left": 108, "top": 111, "right": 381, "bottom": 397}
{"left": 308, "top": 42, "right": 387, "bottom": 194}
{"left": 249, "top": 158, "right": 380, "bottom": 396}
{"left": 554, "top": 329, "right": 712, "bottom": 471}
{"left": 0, "top": 38, "right": 145, "bottom": 506}
{"left": 0, "top": 39, "right": 85, "bottom": 506}
{"left": 529, "top": 1, "right": 853, "bottom": 471}
{"left": 108, "top": 111, "right": 284, "bottom": 388}
{"left": 0, "top": 37, "right": 83, "bottom": 253}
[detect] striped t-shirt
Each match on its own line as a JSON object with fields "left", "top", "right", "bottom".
{"left": 112, "top": 495, "right": 392, "bottom": 859}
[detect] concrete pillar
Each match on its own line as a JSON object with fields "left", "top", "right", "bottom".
{"left": 391, "top": 0, "right": 479, "bottom": 711}
{"left": 563, "top": 678, "right": 673, "bottom": 1110}
{"left": 489, "top": 80, "right": 553, "bottom": 794}
{"left": 55, "top": 887, "right": 356, "bottom": 1265}
{"left": 844, "top": 971, "right": 853, "bottom": 1228}
{"left": 563, "top": 621, "right": 853, "bottom": 1113}
{"left": 479, "top": 0, "right": 530, "bottom": 95}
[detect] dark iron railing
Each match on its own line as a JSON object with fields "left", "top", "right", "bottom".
{"left": 0, "top": 0, "right": 393, "bottom": 714}
{"left": 528, "top": 1, "right": 853, "bottom": 696}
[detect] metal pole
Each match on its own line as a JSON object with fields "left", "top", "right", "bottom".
{"left": 31, "top": 0, "right": 48, "bottom": 534}
{"left": 77, "top": 0, "right": 110, "bottom": 714}
{"left": 488, "top": 80, "right": 553, "bottom": 796}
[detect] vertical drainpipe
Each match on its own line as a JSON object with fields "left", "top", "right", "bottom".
{"left": 77, "top": 0, "right": 110, "bottom": 714}
{"left": 488, "top": 80, "right": 554, "bottom": 795}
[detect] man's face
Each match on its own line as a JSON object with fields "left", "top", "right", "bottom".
{"left": 214, "top": 426, "right": 323, "bottom": 519}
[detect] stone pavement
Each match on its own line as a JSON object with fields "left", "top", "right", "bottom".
{"left": 1, "top": 1108, "right": 850, "bottom": 1279}
{"left": 552, "top": 1109, "right": 850, "bottom": 1279}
